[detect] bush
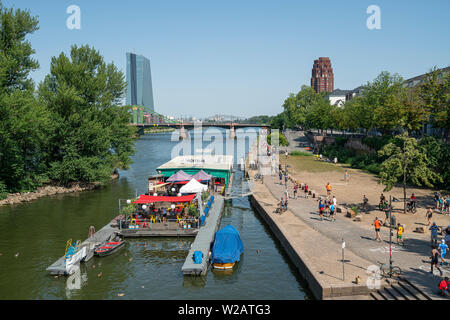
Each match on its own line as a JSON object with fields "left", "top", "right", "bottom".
{"left": 267, "top": 132, "right": 289, "bottom": 146}
{"left": 0, "top": 181, "right": 8, "bottom": 200}
{"left": 290, "top": 151, "right": 313, "bottom": 156}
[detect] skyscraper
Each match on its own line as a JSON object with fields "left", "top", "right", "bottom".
{"left": 126, "top": 52, "right": 155, "bottom": 112}
{"left": 311, "top": 57, "right": 334, "bottom": 94}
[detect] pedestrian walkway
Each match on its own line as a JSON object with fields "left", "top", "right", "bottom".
{"left": 250, "top": 174, "right": 376, "bottom": 299}
{"left": 261, "top": 171, "right": 446, "bottom": 300}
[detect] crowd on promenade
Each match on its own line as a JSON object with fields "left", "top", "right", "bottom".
{"left": 263, "top": 147, "right": 450, "bottom": 298}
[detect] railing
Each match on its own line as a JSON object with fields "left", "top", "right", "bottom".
{"left": 119, "top": 217, "right": 200, "bottom": 231}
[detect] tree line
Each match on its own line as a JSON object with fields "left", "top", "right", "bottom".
{"left": 0, "top": 4, "right": 136, "bottom": 199}
{"left": 269, "top": 67, "right": 449, "bottom": 201}
{"left": 274, "top": 70, "right": 449, "bottom": 139}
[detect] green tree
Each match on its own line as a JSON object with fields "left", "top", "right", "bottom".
{"left": 419, "top": 67, "right": 450, "bottom": 141}
{"left": 362, "top": 71, "right": 404, "bottom": 134}
{"left": 39, "top": 45, "right": 136, "bottom": 185}
{"left": 378, "top": 133, "right": 442, "bottom": 213}
{"left": 0, "top": 3, "right": 51, "bottom": 192}
{"left": 283, "top": 85, "right": 324, "bottom": 128}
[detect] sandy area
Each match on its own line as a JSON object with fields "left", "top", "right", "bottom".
{"left": 280, "top": 156, "right": 450, "bottom": 233}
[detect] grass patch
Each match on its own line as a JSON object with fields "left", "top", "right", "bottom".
{"left": 290, "top": 151, "right": 313, "bottom": 157}
{"left": 281, "top": 156, "right": 344, "bottom": 173}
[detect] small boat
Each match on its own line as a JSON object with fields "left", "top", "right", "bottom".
{"left": 211, "top": 225, "right": 244, "bottom": 271}
{"left": 94, "top": 235, "right": 126, "bottom": 257}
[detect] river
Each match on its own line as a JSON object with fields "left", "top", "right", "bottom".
{"left": 0, "top": 130, "right": 310, "bottom": 300}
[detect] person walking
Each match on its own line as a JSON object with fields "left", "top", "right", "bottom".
{"left": 318, "top": 200, "right": 325, "bottom": 221}
{"left": 293, "top": 183, "right": 298, "bottom": 199}
{"left": 363, "top": 195, "right": 369, "bottom": 213}
{"left": 304, "top": 184, "right": 309, "bottom": 198}
{"left": 397, "top": 223, "right": 405, "bottom": 246}
{"left": 329, "top": 203, "right": 336, "bottom": 222}
{"left": 373, "top": 217, "right": 382, "bottom": 242}
{"left": 430, "top": 222, "right": 440, "bottom": 247}
{"left": 344, "top": 170, "right": 349, "bottom": 182}
{"left": 434, "top": 192, "right": 441, "bottom": 210}
{"left": 431, "top": 246, "right": 443, "bottom": 276}
{"left": 426, "top": 207, "right": 433, "bottom": 226}
{"left": 332, "top": 196, "right": 337, "bottom": 208}
{"left": 326, "top": 182, "right": 332, "bottom": 196}
{"left": 284, "top": 173, "right": 288, "bottom": 187}
{"left": 439, "top": 239, "right": 449, "bottom": 265}
{"left": 279, "top": 171, "right": 283, "bottom": 184}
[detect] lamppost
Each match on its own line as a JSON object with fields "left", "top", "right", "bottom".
{"left": 389, "top": 195, "right": 393, "bottom": 276}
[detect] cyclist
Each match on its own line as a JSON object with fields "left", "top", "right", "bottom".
{"left": 363, "top": 195, "right": 369, "bottom": 213}
{"left": 409, "top": 193, "right": 417, "bottom": 212}
{"left": 379, "top": 193, "right": 387, "bottom": 210}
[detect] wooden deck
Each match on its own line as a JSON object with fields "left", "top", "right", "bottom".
{"left": 181, "top": 196, "right": 225, "bottom": 276}
{"left": 46, "top": 218, "right": 119, "bottom": 275}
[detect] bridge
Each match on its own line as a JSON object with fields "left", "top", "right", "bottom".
{"left": 128, "top": 106, "right": 269, "bottom": 139}
{"left": 130, "top": 122, "right": 269, "bottom": 139}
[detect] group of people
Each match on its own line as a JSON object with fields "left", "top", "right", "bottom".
{"left": 434, "top": 192, "right": 450, "bottom": 214}
{"left": 318, "top": 194, "right": 337, "bottom": 222}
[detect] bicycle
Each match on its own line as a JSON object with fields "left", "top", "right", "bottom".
{"left": 407, "top": 201, "right": 417, "bottom": 214}
{"left": 377, "top": 261, "right": 402, "bottom": 278}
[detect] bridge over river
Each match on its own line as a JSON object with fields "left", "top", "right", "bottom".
{"left": 130, "top": 122, "right": 270, "bottom": 139}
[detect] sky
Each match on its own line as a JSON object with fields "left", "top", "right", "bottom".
{"left": 6, "top": 0, "right": 450, "bottom": 118}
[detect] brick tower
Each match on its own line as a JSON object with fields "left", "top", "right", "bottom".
{"left": 311, "top": 57, "right": 334, "bottom": 93}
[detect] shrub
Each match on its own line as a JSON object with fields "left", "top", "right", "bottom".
{"left": 290, "top": 151, "right": 313, "bottom": 156}
{"left": 0, "top": 181, "right": 8, "bottom": 200}
{"left": 267, "top": 132, "right": 289, "bottom": 146}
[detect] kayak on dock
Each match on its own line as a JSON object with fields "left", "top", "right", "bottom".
{"left": 94, "top": 234, "right": 126, "bottom": 257}
{"left": 211, "top": 225, "right": 244, "bottom": 270}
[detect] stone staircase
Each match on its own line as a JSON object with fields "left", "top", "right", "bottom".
{"left": 370, "top": 277, "right": 432, "bottom": 300}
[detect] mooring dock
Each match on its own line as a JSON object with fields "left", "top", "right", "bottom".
{"left": 46, "top": 218, "right": 119, "bottom": 275}
{"left": 181, "top": 196, "right": 225, "bottom": 276}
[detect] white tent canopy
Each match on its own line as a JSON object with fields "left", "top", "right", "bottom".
{"left": 179, "top": 178, "right": 208, "bottom": 194}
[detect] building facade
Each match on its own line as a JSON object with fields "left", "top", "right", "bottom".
{"left": 311, "top": 57, "right": 334, "bottom": 93}
{"left": 126, "top": 52, "right": 155, "bottom": 112}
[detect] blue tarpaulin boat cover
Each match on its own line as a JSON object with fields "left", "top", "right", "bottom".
{"left": 211, "top": 225, "right": 244, "bottom": 264}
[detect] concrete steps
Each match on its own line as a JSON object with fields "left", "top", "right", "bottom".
{"left": 370, "top": 278, "right": 432, "bottom": 300}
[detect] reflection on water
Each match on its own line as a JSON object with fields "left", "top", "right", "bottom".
{"left": 0, "top": 131, "right": 310, "bottom": 300}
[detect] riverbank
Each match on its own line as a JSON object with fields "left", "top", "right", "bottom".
{"left": 0, "top": 173, "right": 119, "bottom": 207}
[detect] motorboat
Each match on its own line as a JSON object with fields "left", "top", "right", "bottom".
{"left": 211, "top": 225, "right": 244, "bottom": 270}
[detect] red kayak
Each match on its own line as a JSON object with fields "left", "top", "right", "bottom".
{"left": 94, "top": 241, "right": 125, "bottom": 257}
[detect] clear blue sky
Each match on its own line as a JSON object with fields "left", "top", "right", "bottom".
{"left": 7, "top": 0, "right": 450, "bottom": 118}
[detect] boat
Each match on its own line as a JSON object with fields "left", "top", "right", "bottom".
{"left": 94, "top": 235, "right": 126, "bottom": 257}
{"left": 210, "top": 225, "right": 244, "bottom": 270}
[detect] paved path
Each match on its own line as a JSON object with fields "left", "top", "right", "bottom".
{"left": 263, "top": 171, "right": 447, "bottom": 299}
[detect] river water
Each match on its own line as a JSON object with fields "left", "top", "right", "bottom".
{"left": 0, "top": 130, "right": 310, "bottom": 300}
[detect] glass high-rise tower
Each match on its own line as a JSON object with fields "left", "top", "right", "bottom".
{"left": 126, "top": 52, "right": 155, "bottom": 112}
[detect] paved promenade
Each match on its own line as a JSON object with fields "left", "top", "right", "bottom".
{"left": 249, "top": 172, "right": 375, "bottom": 299}
{"left": 258, "top": 169, "right": 447, "bottom": 300}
